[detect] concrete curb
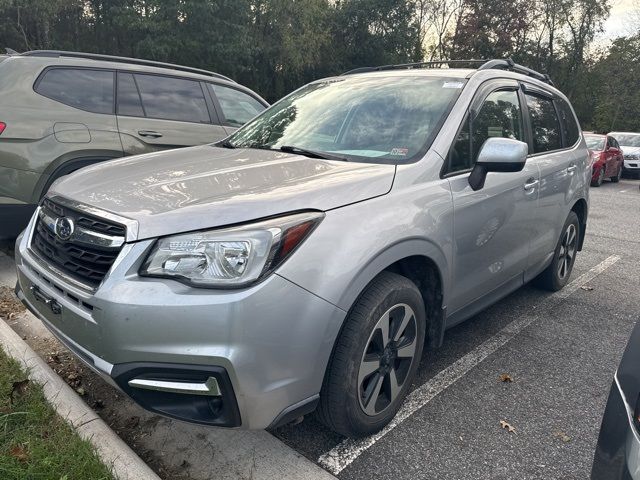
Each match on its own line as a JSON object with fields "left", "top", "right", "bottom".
{"left": 0, "top": 318, "right": 160, "bottom": 480}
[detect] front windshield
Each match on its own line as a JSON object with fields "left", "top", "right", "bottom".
{"left": 225, "top": 76, "right": 466, "bottom": 163}
{"left": 611, "top": 134, "right": 640, "bottom": 147}
{"left": 584, "top": 135, "right": 605, "bottom": 151}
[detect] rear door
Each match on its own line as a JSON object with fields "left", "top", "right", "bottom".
{"left": 116, "top": 72, "right": 228, "bottom": 156}
{"left": 445, "top": 81, "right": 540, "bottom": 317}
{"left": 524, "top": 88, "right": 581, "bottom": 277}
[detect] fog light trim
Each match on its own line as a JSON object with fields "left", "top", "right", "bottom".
{"left": 128, "top": 376, "right": 221, "bottom": 396}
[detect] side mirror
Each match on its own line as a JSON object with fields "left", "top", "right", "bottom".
{"left": 468, "top": 137, "right": 529, "bottom": 191}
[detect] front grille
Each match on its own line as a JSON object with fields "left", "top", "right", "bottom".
{"left": 31, "top": 200, "right": 125, "bottom": 288}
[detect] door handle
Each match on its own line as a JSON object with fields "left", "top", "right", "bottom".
{"left": 524, "top": 179, "right": 539, "bottom": 191}
{"left": 567, "top": 164, "right": 577, "bottom": 174}
{"left": 138, "top": 130, "right": 163, "bottom": 139}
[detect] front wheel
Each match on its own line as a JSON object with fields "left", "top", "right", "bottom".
{"left": 534, "top": 211, "right": 580, "bottom": 291}
{"left": 317, "top": 272, "right": 426, "bottom": 437}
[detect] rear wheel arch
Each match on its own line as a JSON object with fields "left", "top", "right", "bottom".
{"left": 32, "top": 153, "right": 123, "bottom": 202}
{"left": 571, "top": 198, "right": 588, "bottom": 251}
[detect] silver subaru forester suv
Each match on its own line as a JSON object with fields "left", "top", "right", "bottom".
{"left": 15, "top": 59, "right": 589, "bottom": 437}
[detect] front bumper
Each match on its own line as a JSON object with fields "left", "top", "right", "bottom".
{"left": 592, "top": 375, "right": 640, "bottom": 479}
{"left": 15, "top": 215, "right": 346, "bottom": 429}
{"left": 623, "top": 159, "right": 640, "bottom": 174}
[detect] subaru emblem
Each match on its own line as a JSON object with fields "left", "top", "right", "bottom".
{"left": 54, "top": 217, "right": 74, "bottom": 241}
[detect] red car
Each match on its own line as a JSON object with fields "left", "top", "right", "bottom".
{"left": 584, "top": 133, "right": 624, "bottom": 187}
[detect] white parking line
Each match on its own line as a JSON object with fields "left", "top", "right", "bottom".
{"left": 317, "top": 254, "right": 621, "bottom": 475}
{"left": 554, "top": 254, "right": 620, "bottom": 299}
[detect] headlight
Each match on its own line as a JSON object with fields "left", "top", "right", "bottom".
{"left": 140, "top": 211, "right": 324, "bottom": 288}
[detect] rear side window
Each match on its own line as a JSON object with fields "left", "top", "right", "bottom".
{"left": 447, "top": 89, "right": 524, "bottom": 173}
{"left": 134, "top": 74, "right": 210, "bottom": 123}
{"left": 525, "top": 94, "right": 562, "bottom": 153}
{"left": 117, "top": 73, "right": 144, "bottom": 117}
{"left": 556, "top": 97, "right": 580, "bottom": 147}
{"left": 211, "top": 84, "right": 265, "bottom": 127}
{"left": 35, "top": 68, "right": 114, "bottom": 114}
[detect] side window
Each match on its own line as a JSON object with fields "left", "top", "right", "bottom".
{"left": 35, "top": 68, "right": 114, "bottom": 114}
{"left": 525, "top": 94, "right": 562, "bottom": 153}
{"left": 556, "top": 97, "right": 580, "bottom": 147}
{"left": 210, "top": 84, "right": 265, "bottom": 127}
{"left": 447, "top": 89, "right": 524, "bottom": 173}
{"left": 134, "top": 74, "right": 210, "bottom": 123}
{"left": 116, "top": 73, "right": 144, "bottom": 117}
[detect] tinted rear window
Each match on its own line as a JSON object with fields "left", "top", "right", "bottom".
{"left": 556, "top": 97, "right": 580, "bottom": 147}
{"left": 584, "top": 135, "right": 605, "bottom": 151}
{"left": 35, "top": 68, "right": 114, "bottom": 114}
{"left": 133, "top": 74, "right": 210, "bottom": 123}
{"left": 525, "top": 94, "right": 562, "bottom": 153}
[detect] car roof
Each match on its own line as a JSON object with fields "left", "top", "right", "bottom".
{"left": 321, "top": 67, "right": 566, "bottom": 100}
{"left": 584, "top": 133, "right": 605, "bottom": 137}
{"left": 609, "top": 131, "right": 640, "bottom": 136}
{"left": 3, "top": 53, "right": 268, "bottom": 105}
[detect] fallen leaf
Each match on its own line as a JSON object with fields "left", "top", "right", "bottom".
{"left": 9, "top": 444, "right": 29, "bottom": 463}
{"left": 581, "top": 286, "right": 594, "bottom": 291}
{"left": 554, "top": 431, "right": 571, "bottom": 443}
{"left": 75, "top": 387, "right": 85, "bottom": 396}
{"left": 499, "top": 373, "right": 513, "bottom": 383}
{"left": 10, "top": 379, "right": 30, "bottom": 403}
{"left": 125, "top": 416, "right": 140, "bottom": 429}
{"left": 500, "top": 420, "right": 516, "bottom": 433}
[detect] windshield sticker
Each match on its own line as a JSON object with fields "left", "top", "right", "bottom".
{"left": 390, "top": 147, "right": 409, "bottom": 156}
{"left": 443, "top": 81, "right": 465, "bottom": 89}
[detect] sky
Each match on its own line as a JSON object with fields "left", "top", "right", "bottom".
{"left": 600, "top": 0, "right": 638, "bottom": 40}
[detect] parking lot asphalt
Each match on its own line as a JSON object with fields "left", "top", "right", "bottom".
{"left": 273, "top": 178, "right": 640, "bottom": 479}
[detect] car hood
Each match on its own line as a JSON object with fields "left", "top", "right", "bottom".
{"left": 49, "top": 145, "right": 396, "bottom": 240}
{"left": 622, "top": 146, "right": 640, "bottom": 156}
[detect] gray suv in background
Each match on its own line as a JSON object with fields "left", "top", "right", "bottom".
{"left": 15, "top": 59, "right": 589, "bottom": 437}
{"left": 0, "top": 50, "right": 268, "bottom": 240}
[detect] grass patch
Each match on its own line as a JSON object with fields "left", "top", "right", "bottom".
{"left": 0, "top": 347, "right": 114, "bottom": 480}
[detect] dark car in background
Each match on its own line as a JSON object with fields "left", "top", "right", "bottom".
{"left": 0, "top": 50, "right": 268, "bottom": 240}
{"left": 584, "top": 133, "right": 624, "bottom": 186}
{"left": 592, "top": 319, "right": 640, "bottom": 479}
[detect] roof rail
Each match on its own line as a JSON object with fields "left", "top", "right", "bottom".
{"left": 478, "top": 58, "right": 554, "bottom": 86}
{"left": 20, "top": 50, "right": 235, "bottom": 83}
{"left": 342, "top": 59, "right": 486, "bottom": 75}
{"left": 342, "top": 57, "right": 554, "bottom": 86}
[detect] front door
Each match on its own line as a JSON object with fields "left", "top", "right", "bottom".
{"left": 444, "top": 83, "right": 540, "bottom": 317}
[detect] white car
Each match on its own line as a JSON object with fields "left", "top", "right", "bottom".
{"left": 610, "top": 132, "right": 640, "bottom": 178}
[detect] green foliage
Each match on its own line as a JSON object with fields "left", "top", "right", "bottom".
{"left": 0, "top": 0, "right": 637, "bottom": 130}
{"left": 590, "top": 34, "right": 640, "bottom": 132}
{"left": 0, "top": 348, "right": 114, "bottom": 480}
{"left": 0, "top": 0, "right": 424, "bottom": 102}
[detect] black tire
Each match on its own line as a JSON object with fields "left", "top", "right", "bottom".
{"left": 591, "top": 167, "right": 604, "bottom": 187}
{"left": 611, "top": 165, "right": 621, "bottom": 183}
{"left": 534, "top": 211, "right": 580, "bottom": 291}
{"left": 317, "top": 271, "right": 426, "bottom": 437}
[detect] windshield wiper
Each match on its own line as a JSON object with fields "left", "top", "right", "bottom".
{"left": 280, "top": 145, "right": 349, "bottom": 162}
{"left": 219, "top": 139, "right": 236, "bottom": 149}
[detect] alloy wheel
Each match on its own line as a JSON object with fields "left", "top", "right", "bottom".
{"left": 557, "top": 223, "right": 577, "bottom": 280}
{"left": 357, "top": 303, "right": 418, "bottom": 416}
